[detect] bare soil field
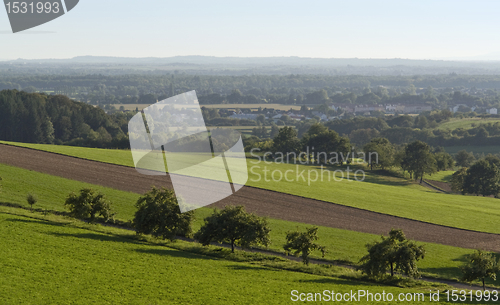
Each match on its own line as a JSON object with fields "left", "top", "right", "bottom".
{"left": 1, "top": 144, "right": 500, "bottom": 252}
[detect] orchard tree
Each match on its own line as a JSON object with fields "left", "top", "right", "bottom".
{"left": 134, "top": 187, "right": 194, "bottom": 241}
{"left": 358, "top": 229, "right": 425, "bottom": 279}
{"left": 450, "top": 167, "right": 467, "bottom": 194}
{"left": 284, "top": 227, "right": 326, "bottom": 265}
{"left": 363, "top": 137, "right": 394, "bottom": 170}
{"left": 401, "top": 141, "right": 436, "bottom": 182}
{"left": 195, "top": 205, "right": 270, "bottom": 253}
{"left": 271, "top": 126, "right": 301, "bottom": 159}
{"left": 65, "top": 188, "right": 113, "bottom": 223}
{"left": 434, "top": 151, "right": 454, "bottom": 171}
{"left": 463, "top": 160, "right": 500, "bottom": 197}
{"left": 462, "top": 250, "right": 500, "bottom": 291}
{"left": 270, "top": 124, "right": 280, "bottom": 138}
{"left": 455, "top": 150, "right": 475, "bottom": 168}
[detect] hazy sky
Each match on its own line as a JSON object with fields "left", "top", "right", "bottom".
{"left": 1, "top": 0, "right": 499, "bottom": 60}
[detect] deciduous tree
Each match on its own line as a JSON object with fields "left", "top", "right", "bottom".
{"left": 65, "top": 188, "right": 113, "bottom": 223}
{"left": 195, "top": 206, "right": 270, "bottom": 253}
{"left": 284, "top": 227, "right": 326, "bottom": 265}
{"left": 358, "top": 229, "right": 425, "bottom": 279}
{"left": 462, "top": 250, "right": 500, "bottom": 291}
{"left": 133, "top": 187, "right": 194, "bottom": 241}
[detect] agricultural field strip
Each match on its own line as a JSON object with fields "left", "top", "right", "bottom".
{"left": 1, "top": 143, "right": 500, "bottom": 255}
{"left": 1, "top": 141, "right": 500, "bottom": 236}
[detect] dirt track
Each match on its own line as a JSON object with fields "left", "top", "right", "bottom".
{"left": 1, "top": 143, "right": 500, "bottom": 252}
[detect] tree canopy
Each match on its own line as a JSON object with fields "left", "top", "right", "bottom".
{"left": 194, "top": 205, "right": 270, "bottom": 252}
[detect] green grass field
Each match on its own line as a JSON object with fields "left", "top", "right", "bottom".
{"left": 2, "top": 141, "right": 500, "bottom": 236}
{"left": 1, "top": 206, "right": 464, "bottom": 304}
{"left": 425, "top": 171, "right": 454, "bottom": 183}
{"left": 0, "top": 162, "right": 497, "bottom": 287}
{"left": 437, "top": 118, "right": 500, "bottom": 131}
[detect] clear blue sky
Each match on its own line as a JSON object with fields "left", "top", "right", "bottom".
{"left": 1, "top": 0, "right": 499, "bottom": 60}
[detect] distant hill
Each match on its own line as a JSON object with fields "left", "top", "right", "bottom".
{"left": 5, "top": 55, "right": 500, "bottom": 68}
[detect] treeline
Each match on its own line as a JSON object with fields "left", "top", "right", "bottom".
{"left": 325, "top": 111, "right": 500, "bottom": 147}
{"left": 3, "top": 74, "right": 500, "bottom": 108}
{"left": 0, "top": 90, "right": 130, "bottom": 148}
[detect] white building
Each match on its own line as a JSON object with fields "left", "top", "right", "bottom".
{"left": 487, "top": 108, "right": 498, "bottom": 115}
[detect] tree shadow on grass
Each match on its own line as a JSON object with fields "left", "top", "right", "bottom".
{"left": 4, "top": 217, "right": 67, "bottom": 228}
{"left": 225, "top": 264, "right": 276, "bottom": 272}
{"left": 49, "top": 231, "right": 146, "bottom": 245}
{"left": 134, "top": 248, "right": 221, "bottom": 261}
{"left": 296, "top": 277, "right": 368, "bottom": 287}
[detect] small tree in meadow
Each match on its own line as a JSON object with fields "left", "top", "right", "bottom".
{"left": 133, "top": 187, "right": 194, "bottom": 241}
{"left": 26, "top": 193, "right": 38, "bottom": 211}
{"left": 358, "top": 229, "right": 425, "bottom": 279}
{"left": 284, "top": 227, "right": 326, "bottom": 265}
{"left": 64, "top": 188, "right": 113, "bottom": 223}
{"left": 195, "top": 205, "right": 270, "bottom": 253}
{"left": 462, "top": 250, "right": 500, "bottom": 291}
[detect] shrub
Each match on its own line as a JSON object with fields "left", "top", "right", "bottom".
{"left": 64, "top": 188, "right": 113, "bottom": 223}
{"left": 284, "top": 227, "right": 326, "bottom": 265}
{"left": 26, "top": 193, "right": 38, "bottom": 211}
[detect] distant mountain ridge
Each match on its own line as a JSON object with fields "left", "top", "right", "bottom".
{"left": 4, "top": 55, "right": 500, "bottom": 68}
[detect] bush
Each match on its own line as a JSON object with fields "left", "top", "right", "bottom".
{"left": 284, "top": 227, "right": 326, "bottom": 265}
{"left": 133, "top": 187, "right": 194, "bottom": 241}
{"left": 195, "top": 205, "right": 270, "bottom": 252}
{"left": 64, "top": 188, "right": 113, "bottom": 223}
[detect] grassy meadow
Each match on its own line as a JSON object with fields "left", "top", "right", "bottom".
{"left": 0, "top": 162, "right": 497, "bottom": 286}
{"left": 437, "top": 118, "right": 500, "bottom": 131}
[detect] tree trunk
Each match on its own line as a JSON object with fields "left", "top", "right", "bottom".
{"left": 483, "top": 278, "right": 485, "bottom": 291}
{"left": 231, "top": 240, "right": 235, "bottom": 253}
{"left": 390, "top": 263, "right": 394, "bottom": 277}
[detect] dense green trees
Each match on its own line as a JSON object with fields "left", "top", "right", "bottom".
{"left": 133, "top": 187, "right": 194, "bottom": 241}
{"left": 358, "top": 229, "right": 425, "bottom": 279}
{"left": 0, "top": 90, "right": 128, "bottom": 148}
{"left": 283, "top": 227, "right": 326, "bottom": 265}
{"left": 434, "top": 151, "right": 455, "bottom": 171}
{"left": 195, "top": 206, "right": 270, "bottom": 253}
{"left": 462, "top": 160, "right": 500, "bottom": 197}
{"left": 450, "top": 168, "right": 467, "bottom": 194}
{"left": 363, "top": 138, "right": 394, "bottom": 170}
{"left": 271, "top": 127, "right": 301, "bottom": 158}
{"left": 455, "top": 150, "right": 475, "bottom": 168}
{"left": 401, "top": 141, "right": 436, "bottom": 182}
